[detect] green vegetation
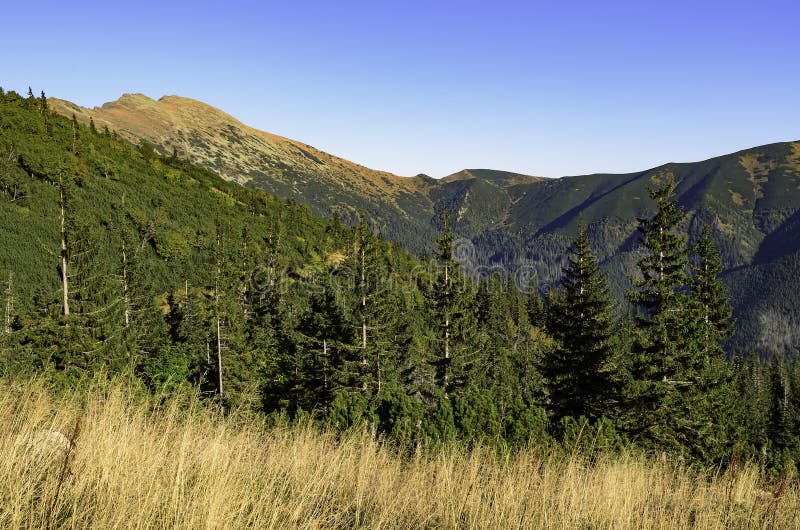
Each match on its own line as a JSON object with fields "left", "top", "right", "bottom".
{"left": 543, "top": 222, "right": 617, "bottom": 423}
{"left": 1, "top": 88, "right": 800, "bottom": 473}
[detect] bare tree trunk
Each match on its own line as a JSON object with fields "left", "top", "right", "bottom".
{"left": 3, "top": 272, "right": 12, "bottom": 334}
{"left": 121, "top": 238, "right": 130, "bottom": 328}
{"left": 215, "top": 234, "right": 224, "bottom": 403}
{"left": 443, "top": 262, "right": 449, "bottom": 396}
{"left": 323, "top": 338, "right": 328, "bottom": 391}
{"left": 361, "top": 245, "right": 368, "bottom": 392}
{"left": 59, "top": 177, "right": 70, "bottom": 316}
{"left": 377, "top": 352, "right": 382, "bottom": 395}
{"left": 217, "top": 315, "right": 223, "bottom": 400}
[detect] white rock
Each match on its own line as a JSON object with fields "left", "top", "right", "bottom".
{"left": 28, "top": 429, "right": 72, "bottom": 460}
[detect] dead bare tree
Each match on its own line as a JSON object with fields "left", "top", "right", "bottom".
{"left": 3, "top": 272, "right": 12, "bottom": 334}
{"left": 59, "top": 174, "right": 70, "bottom": 316}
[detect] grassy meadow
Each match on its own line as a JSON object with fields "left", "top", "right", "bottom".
{"left": 0, "top": 378, "right": 797, "bottom": 529}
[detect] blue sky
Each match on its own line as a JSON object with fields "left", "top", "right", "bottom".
{"left": 2, "top": 0, "right": 798, "bottom": 178}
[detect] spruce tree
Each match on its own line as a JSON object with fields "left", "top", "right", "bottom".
{"left": 690, "top": 226, "right": 733, "bottom": 359}
{"left": 766, "top": 355, "right": 793, "bottom": 454}
{"left": 426, "top": 212, "right": 476, "bottom": 398}
{"left": 463, "top": 274, "right": 513, "bottom": 440}
{"left": 207, "top": 225, "right": 255, "bottom": 409}
{"left": 687, "top": 225, "right": 737, "bottom": 460}
{"left": 731, "top": 354, "right": 770, "bottom": 458}
{"left": 345, "top": 218, "right": 398, "bottom": 398}
{"left": 544, "top": 223, "right": 617, "bottom": 423}
{"left": 174, "top": 287, "right": 217, "bottom": 391}
{"left": 247, "top": 238, "right": 292, "bottom": 412}
{"left": 626, "top": 180, "right": 709, "bottom": 456}
{"left": 296, "top": 279, "right": 351, "bottom": 412}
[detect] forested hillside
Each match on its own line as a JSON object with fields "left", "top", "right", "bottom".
{"left": 3, "top": 88, "right": 800, "bottom": 469}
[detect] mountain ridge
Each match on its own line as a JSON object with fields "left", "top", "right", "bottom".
{"left": 49, "top": 93, "right": 445, "bottom": 250}
{"left": 49, "top": 93, "right": 433, "bottom": 194}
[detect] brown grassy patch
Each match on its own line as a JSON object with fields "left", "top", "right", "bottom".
{"left": 325, "top": 250, "right": 347, "bottom": 267}
{"left": 729, "top": 190, "right": 746, "bottom": 206}
{"left": 785, "top": 142, "right": 800, "bottom": 175}
{"left": 740, "top": 153, "right": 776, "bottom": 199}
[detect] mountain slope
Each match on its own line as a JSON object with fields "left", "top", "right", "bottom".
{"left": 463, "top": 142, "right": 800, "bottom": 353}
{"left": 49, "top": 94, "right": 438, "bottom": 252}
{"left": 49, "top": 93, "right": 800, "bottom": 354}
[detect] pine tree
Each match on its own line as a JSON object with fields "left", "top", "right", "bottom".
{"left": 247, "top": 238, "right": 292, "bottom": 412}
{"left": 766, "top": 355, "right": 793, "bottom": 453}
{"left": 690, "top": 226, "right": 733, "bottom": 359}
{"left": 344, "top": 218, "right": 399, "bottom": 398}
{"left": 296, "top": 277, "right": 351, "bottom": 411}
{"left": 543, "top": 223, "right": 618, "bottom": 422}
{"left": 625, "top": 180, "right": 709, "bottom": 456}
{"left": 426, "top": 212, "right": 476, "bottom": 398}
{"left": 686, "top": 225, "right": 737, "bottom": 460}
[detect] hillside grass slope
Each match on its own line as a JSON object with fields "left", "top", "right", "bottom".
{"left": 2, "top": 377, "right": 798, "bottom": 530}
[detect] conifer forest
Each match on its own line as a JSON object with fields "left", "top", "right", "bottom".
{"left": 2, "top": 88, "right": 800, "bottom": 476}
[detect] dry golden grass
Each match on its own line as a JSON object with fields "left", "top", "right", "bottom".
{"left": 1, "top": 378, "right": 798, "bottom": 529}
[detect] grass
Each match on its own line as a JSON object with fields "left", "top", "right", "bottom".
{"left": 1, "top": 378, "right": 798, "bottom": 529}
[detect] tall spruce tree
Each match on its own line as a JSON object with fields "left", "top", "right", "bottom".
{"left": 690, "top": 226, "right": 733, "bottom": 359}
{"left": 626, "top": 180, "right": 710, "bottom": 456}
{"left": 207, "top": 225, "right": 255, "bottom": 409}
{"left": 544, "top": 223, "right": 617, "bottom": 423}
{"left": 766, "top": 355, "right": 794, "bottom": 455}
{"left": 345, "top": 218, "right": 398, "bottom": 398}
{"left": 728, "top": 355, "right": 767, "bottom": 458}
{"left": 687, "top": 226, "right": 737, "bottom": 460}
{"left": 296, "top": 278, "right": 351, "bottom": 412}
{"left": 247, "top": 236, "right": 293, "bottom": 412}
{"left": 426, "top": 212, "right": 476, "bottom": 398}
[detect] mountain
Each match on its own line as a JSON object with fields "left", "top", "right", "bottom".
{"left": 49, "top": 94, "right": 800, "bottom": 354}
{"left": 8, "top": 87, "right": 800, "bottom": 480}
{"left": 48, "top": 94, "right": 439, "bottom": 253}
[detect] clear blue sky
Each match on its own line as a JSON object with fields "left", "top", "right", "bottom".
{"left": 2, "top": 0, "right": 798, "bottom": 178}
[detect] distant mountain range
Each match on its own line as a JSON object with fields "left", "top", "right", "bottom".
{"left": 50, "top": 94, "right": 800, "bottom": 354}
